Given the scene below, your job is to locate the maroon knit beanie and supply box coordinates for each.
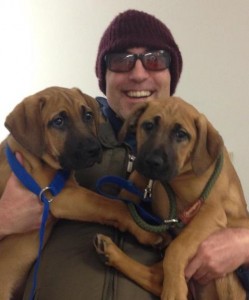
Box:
[95,9,182,95]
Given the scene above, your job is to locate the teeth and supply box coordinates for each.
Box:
[127,91,151,98]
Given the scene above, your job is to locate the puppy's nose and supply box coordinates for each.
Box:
[145,155,164,169]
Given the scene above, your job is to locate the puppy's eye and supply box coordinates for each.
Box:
[142,121,155,132]
[171,123,190,142]
[83,111,94,122]
[51,116,65,128]
[174,129,189,142]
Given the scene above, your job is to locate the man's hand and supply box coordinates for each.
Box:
[185,228,249,284]
[0,152,44,239]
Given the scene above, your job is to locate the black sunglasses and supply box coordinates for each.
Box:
[105,50,171,73]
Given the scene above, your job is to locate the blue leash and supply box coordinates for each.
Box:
[96,175,163,225]
[5,144,70,300]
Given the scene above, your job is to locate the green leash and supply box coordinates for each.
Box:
[128,153,224,233]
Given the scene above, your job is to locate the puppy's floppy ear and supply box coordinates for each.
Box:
[118,102,148,142]
[191,114,223,175]
[73,88,97,110]
[5,95,46,156]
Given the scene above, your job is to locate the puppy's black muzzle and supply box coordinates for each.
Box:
[60,137,102,170]
[135,143,178,182]
[135,148,168,180]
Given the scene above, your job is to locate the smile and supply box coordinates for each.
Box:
[126,90,152,98]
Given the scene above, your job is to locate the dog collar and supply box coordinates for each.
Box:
[179,153,224,225]
[5,144,70,199]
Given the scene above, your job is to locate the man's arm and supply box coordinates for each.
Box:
[0,153,44,240]
[185,228,249,286]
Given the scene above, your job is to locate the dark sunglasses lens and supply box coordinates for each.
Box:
[143,51,170,71]
[107,53,135,72]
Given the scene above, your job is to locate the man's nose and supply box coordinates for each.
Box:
[129,59,149,81]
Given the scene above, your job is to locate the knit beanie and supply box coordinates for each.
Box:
[95,9,182,95]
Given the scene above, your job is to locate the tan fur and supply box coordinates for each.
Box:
[0,87,161,300]
[95,97,249,300]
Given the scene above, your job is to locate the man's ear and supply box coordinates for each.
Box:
[191,114,223,175]
[118,102,148,142]
[5,95,46,156]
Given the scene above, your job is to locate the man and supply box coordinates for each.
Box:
[1,9,249,299]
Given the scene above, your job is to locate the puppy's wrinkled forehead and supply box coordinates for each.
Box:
[39,88,90,121]
[140,97,199,129]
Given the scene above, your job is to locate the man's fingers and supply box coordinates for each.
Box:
[185,255,202,280]
[15,151,24,165]
[185,258,212,285]
[185,253,225,285]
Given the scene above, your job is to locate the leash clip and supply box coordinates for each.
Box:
[143,179,153,200]
[163,218,179,225]
[39,187,54,203]
[127,154,136,173]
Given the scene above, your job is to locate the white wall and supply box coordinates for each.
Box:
[1,0,249,201]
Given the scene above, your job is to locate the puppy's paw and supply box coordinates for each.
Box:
[93,234,122,266]
[93,234,109,264]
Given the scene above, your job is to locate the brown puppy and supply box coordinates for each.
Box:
[0,87,161,300]
[95,97,249,300]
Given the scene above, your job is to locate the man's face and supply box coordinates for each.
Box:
[105,47,171,120]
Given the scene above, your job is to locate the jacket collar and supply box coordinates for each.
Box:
[96,97,136,154]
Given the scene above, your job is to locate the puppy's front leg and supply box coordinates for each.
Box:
[94,234,163,297]
[161,203,227,300]
[50,182,163,246]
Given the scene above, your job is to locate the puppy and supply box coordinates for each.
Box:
[95,97,249,300]
[0,86,161,300]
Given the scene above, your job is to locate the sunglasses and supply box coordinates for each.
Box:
[105,50,171,73]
